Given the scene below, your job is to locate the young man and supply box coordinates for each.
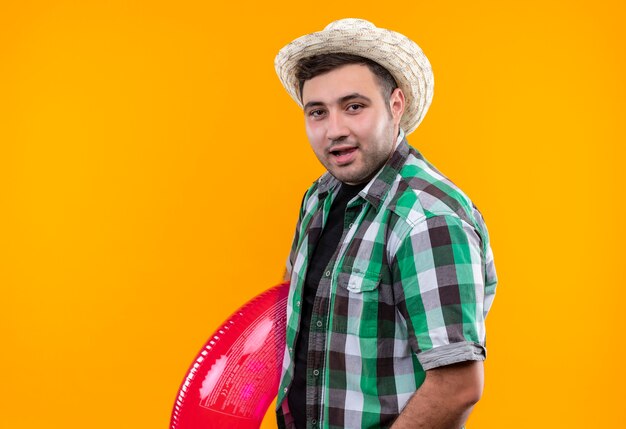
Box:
[274,19,497,429]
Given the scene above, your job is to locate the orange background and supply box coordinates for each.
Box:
[1,1,625,428]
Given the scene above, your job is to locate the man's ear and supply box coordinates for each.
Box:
[389,88,406,124]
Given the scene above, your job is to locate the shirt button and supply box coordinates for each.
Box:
[313,369,319,376]
[283,387,288,393]
[316,320,323,328]
[324,270,331,277]
[349,222,354,228]
[312,419,317,425]
[296,301,301,307]
[289,347,293,353]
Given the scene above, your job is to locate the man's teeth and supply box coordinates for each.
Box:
[332,148,352,156]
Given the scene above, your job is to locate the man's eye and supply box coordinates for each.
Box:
[347,104,363,112]
[309,109,325,118]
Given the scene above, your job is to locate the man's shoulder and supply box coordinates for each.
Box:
[298,172,338,212]
[388,145,480,228]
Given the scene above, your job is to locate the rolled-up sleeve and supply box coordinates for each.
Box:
[393,214,490,370]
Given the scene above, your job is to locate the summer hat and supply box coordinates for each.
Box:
[274,18,434,135]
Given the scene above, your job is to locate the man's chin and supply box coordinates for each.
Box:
[329,169,371,186]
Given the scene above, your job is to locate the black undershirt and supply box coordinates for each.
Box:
[288,182,366,429]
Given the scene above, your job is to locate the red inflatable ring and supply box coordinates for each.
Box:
[170,282,289,429]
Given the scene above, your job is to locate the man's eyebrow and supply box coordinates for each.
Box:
[338,93,372,104]
[303,100,325,111]
[303,93,372,111]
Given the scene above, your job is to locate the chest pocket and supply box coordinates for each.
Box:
[333,265,382,338]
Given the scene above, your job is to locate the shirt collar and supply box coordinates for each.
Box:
[317,129,410,209]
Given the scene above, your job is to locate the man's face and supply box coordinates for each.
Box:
[301,64,405,185]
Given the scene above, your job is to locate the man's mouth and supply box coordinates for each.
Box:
[329,146,358,165]
[330,147,357,157]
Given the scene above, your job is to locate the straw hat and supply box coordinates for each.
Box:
[274,18,434,135]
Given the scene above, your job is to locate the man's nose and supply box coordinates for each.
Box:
[326,112,349,141]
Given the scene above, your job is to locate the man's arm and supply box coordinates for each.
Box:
[282,190,309,284]
[391,360,484,429]
[391,214,489,427]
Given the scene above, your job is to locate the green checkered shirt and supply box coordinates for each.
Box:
[276,138,497,429]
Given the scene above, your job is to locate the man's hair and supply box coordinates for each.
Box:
[295,53,398,104]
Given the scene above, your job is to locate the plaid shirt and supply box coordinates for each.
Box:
[276,137,497,429]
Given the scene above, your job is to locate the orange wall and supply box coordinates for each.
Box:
[1,1,625,428]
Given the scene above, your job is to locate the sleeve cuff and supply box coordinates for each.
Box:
[417,341,486,370]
